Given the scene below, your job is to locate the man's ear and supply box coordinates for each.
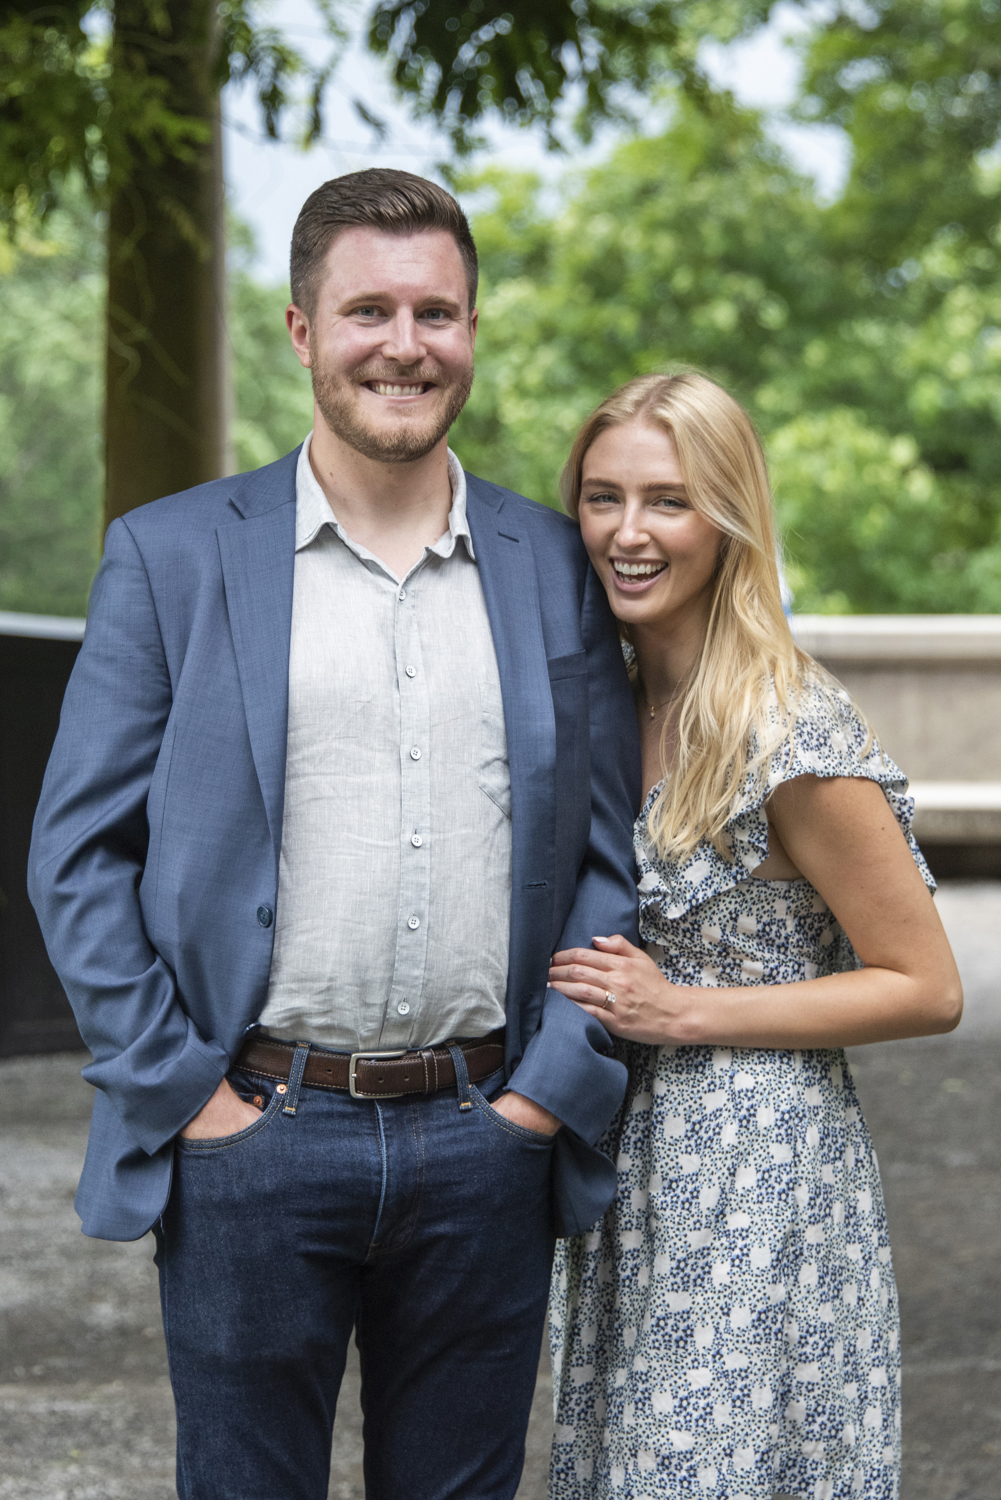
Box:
[287,304,312,369]
[469,306,478,350]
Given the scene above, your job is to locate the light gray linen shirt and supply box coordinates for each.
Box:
[258,436,511,1052]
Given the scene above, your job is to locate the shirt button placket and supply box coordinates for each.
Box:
[388,576,430,1043]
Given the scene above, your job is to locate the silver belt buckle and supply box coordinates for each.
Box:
[348,1049,408,1099]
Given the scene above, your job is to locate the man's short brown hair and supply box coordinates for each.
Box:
[289,168,478,319]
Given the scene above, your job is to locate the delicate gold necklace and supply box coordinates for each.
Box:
[641,684,680,721]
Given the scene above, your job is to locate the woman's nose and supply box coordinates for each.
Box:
[615,505,651,548]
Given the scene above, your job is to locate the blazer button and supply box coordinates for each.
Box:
[257,906,273,928]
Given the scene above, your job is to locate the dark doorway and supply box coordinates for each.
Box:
[0,616,85,1056]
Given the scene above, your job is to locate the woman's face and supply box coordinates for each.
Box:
[578,419,723,633]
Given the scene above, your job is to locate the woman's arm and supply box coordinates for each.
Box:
[548,774,963,1049]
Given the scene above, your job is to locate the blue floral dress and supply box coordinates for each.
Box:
[549,682,934,1500]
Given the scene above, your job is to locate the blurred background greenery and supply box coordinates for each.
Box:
[2,0,1000,617]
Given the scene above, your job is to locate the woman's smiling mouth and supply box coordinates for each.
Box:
[611,559,667,591]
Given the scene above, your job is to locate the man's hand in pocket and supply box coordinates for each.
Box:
[180,1078,262,1140]
[490,1090,562,1135]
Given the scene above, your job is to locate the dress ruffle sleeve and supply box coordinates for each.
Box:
[635,677,935,926]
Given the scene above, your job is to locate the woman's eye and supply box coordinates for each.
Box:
[653,495,687,509]
[584,492,619,506]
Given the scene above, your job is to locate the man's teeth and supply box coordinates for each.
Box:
[371,382,425,396]
[613,561,666,578]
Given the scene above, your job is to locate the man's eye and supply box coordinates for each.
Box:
[355,306,381,318]
[421,308,448,321]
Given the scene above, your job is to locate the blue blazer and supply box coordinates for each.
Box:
[28,450,641,1242]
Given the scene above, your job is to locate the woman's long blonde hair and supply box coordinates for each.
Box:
[562,370,818,862]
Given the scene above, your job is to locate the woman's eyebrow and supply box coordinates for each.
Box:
[581,477,689,493]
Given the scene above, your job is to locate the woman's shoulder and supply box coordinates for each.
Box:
[776,672,935,886]
[636,672,935,925]
[766,674,881,788]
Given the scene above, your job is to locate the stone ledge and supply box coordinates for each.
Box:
[910,783,1001,844]
[793,615,1001,663]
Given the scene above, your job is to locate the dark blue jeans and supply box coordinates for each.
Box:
[155,1046,557,1500]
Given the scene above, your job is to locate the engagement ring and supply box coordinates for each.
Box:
[603,991,617,1009]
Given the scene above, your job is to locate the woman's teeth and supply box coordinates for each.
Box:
[371,382,426,396]
[612,561,666,579]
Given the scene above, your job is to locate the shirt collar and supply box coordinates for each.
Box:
[295,434,475,562]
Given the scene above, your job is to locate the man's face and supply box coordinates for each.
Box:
[287,226,477,464]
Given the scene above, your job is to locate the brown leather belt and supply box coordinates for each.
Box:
[235,1029,506,1101]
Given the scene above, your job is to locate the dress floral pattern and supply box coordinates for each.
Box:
[549,681,934,1500]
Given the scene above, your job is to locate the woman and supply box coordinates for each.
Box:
[546,371,962,1500]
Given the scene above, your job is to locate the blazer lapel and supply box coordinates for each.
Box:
[466,475,556,1055]
[217,460,297,868]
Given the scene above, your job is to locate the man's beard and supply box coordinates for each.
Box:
[311,357,474,464]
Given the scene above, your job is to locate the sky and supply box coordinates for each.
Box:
[224,1,850,285]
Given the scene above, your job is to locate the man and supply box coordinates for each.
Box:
[29,169,640,1500]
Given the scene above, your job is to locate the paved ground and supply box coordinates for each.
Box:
[0,881,998,1499]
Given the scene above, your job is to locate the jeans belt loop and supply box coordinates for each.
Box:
[447,1043,473,1112]
[283,1042,311,1116]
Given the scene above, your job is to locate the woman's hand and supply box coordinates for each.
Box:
[548,934,702,1045]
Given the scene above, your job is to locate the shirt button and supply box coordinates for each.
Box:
[411,833,423,847]
[407,915,420,930]
[405,665,417,678]
[410,746,421,760]
[256,906,273,928]
[398,588,407,601]
[397,1000,411,1015]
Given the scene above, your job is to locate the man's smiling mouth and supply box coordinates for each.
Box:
[366,381,433,397]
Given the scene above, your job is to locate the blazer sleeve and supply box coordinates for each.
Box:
[506,561,640,1147]
[27,519,231,1156]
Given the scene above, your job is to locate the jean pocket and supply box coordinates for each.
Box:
[176,1084,283,1154]
[469,1085,559,1146]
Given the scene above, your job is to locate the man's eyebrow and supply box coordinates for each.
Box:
[337,291,464,310]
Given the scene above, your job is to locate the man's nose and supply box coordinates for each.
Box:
[380,310,426,365]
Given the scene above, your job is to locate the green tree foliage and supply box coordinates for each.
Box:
[3,1,749,528]
[447,78,1001,613]
[0,189,103,616]
[797,0,1001,264]
[3,3,1000,615]
[450,104,839,500]
[0,3,99,223]
[0,195,315,616]
[228,227,313,472]
[367,0,772,149]
[0,0,335,226]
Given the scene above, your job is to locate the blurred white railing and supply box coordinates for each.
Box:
[0,611,85,641]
